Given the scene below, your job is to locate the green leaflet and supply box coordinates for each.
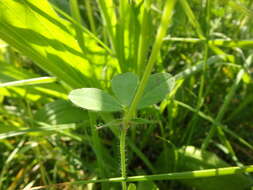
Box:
[69,88,123,112]
[138,73,175,109]
[111,72,139,106]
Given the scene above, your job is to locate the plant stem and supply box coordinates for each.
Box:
[120,124,128,190]
[100,113,156,173]
[119,1,177,189]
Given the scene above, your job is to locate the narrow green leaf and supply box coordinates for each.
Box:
[138,73,175,109]
[0,123,75,140]
[179,0,204,39]
[111,72,138,106]
[0,77,57,87]
[0,62,67,99]
[69,88,123,112]
[96,0,117,52]
[69,0,85,52]
[31,164,253,187]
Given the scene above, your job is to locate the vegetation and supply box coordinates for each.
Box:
[0,0,253,189]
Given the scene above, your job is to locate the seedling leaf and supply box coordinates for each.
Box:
[138,73,175,109]
[69,88,123,112]
[111,72,139,106]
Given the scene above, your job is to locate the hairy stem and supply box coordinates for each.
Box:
[120,124,128,190]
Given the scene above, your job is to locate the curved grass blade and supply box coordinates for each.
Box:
[30,164,253,189]
[0,77,56,87]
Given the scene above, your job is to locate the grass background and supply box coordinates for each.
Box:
[0,0,253,189]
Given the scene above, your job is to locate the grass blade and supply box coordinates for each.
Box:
[0,77,57,87]
[30,165,253,189]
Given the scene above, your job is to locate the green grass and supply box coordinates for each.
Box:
[0,0,253,189]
